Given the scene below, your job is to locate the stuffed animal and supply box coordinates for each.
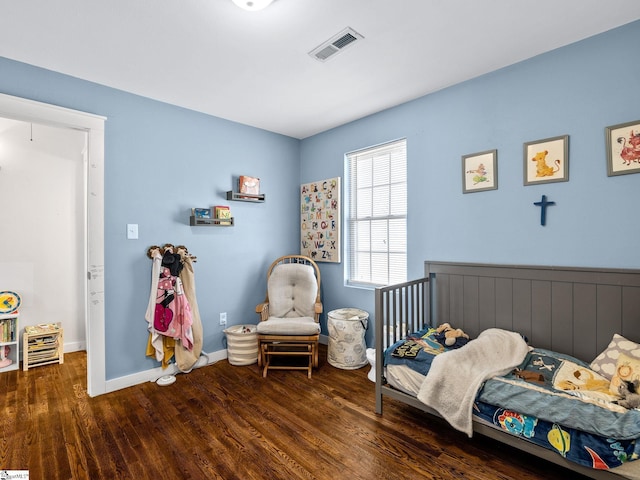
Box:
[434,323,470,349]
[435,323,452,334]
[616,379,640,409]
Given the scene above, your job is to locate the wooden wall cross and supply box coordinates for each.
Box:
[533,195,555,226]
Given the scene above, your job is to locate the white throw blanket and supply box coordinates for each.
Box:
[417,328,529,437]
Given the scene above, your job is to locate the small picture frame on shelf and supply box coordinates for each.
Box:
[192,208,211,219]
[605,119,640,176]
[462,149,498,194]
[523,135,569,186]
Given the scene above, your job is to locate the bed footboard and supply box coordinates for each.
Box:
[374,276,430,414]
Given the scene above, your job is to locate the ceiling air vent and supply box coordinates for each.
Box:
[309,27,364,62]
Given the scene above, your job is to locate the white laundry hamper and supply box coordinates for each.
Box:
[224,324,258,366]
[327,308,369,370]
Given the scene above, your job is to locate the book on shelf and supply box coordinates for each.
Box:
[24,323,61,335]
[214,205,231,218]
[28,335,57,345]
[214,205,232,224]
[28,350,59,362]
[192,207,211,219]
[1,318,16,342]
[238,176,260,196]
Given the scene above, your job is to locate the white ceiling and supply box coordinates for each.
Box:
[1,0,640,139]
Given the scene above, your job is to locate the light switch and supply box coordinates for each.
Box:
[127,224,139,240]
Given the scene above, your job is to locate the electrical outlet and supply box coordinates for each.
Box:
[219,312,227,326]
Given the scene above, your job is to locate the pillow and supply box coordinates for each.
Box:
[610,352,640,395]
[590,334,640,380]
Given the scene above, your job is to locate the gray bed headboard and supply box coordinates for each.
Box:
[425,261,640,363]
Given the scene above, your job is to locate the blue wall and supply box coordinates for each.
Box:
[1,20,638,380]
[301,21,640,346]
[0,58,301,380]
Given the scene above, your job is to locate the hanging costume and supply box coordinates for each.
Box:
[173,246,203,372]
[145,245,197,370]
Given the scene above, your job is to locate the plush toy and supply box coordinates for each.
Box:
[616,379,640,409]
[0,345,12,368]
[434,323,469,349]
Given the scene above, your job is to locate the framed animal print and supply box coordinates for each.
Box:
[523,135,569,186]
[605,120,640,176]
[462,149,498,193]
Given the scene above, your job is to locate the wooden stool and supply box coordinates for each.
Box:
[261,341,314,379]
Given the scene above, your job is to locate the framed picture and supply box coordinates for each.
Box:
[523,135,569,186]
[300,177,340,263]
[605,120,640,176]
[462,149,497,193]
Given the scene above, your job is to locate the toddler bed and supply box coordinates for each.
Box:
[374,261,640,480]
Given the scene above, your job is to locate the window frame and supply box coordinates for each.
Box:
[345,138,407,288]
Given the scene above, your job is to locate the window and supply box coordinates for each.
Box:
[346,139,407,287]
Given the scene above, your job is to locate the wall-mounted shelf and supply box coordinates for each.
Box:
[190,216,234,227]
[226,191,265,203]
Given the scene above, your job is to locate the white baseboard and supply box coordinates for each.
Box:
[64,341,86,353]
[104,337,328,395]
[104,348,228,394]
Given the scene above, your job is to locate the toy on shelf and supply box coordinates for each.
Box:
[0,346,12,368]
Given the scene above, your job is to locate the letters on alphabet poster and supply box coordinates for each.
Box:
[300,177,340,263]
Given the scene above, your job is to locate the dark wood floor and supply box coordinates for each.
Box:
[0,345,592,480]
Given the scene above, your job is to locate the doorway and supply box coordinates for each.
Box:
[0,118,87,351]
[0,93,106,396]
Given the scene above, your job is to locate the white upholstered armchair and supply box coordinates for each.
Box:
[256,255,322,378]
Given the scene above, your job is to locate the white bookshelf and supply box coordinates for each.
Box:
[0,313,20,372]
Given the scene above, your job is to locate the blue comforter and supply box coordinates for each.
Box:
[479,349,640,440]
[384,327,640,470]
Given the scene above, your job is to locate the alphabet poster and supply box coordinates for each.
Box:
[300,177,340,263]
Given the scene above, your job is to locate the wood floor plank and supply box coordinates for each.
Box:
[0,347,596,480]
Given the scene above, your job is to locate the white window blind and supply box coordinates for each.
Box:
[346,139,407,287]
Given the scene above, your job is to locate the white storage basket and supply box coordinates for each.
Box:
[224,324,258,366]
[327,308,369,370]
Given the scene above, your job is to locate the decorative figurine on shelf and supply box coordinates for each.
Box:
[0,345,12,368]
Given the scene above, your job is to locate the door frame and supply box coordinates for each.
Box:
[0,93,106,396]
